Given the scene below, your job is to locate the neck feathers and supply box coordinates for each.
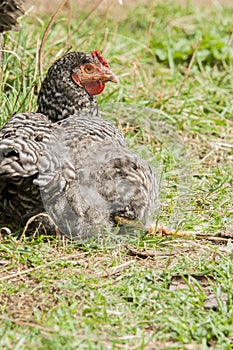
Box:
[37,75,99,122]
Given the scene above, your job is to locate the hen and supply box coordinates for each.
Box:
[36,117,159,239]
[0,50,159,239]
[0,51,122,223]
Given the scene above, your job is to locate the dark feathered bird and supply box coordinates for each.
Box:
[0,51,122,223]
[0,0,24,64]
[37,51,119,121]
[35,116,159,239]
[0,0,24,33]
[0,50,159,239]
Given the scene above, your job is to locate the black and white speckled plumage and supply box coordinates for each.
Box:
[37,52,103,122]
[0,51,159,238]
[0,52,126,224]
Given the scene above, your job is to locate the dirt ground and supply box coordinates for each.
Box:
[25,0,233,16]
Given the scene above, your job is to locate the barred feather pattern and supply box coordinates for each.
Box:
[0,112,52,221]
[0,51,159,237]
[0,52,115,223]
[0,112,126,224]
[35,116,159,239]
[0,0,24,33]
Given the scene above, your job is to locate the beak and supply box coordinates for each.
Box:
[99,67,119,84]
[104,71,119,84]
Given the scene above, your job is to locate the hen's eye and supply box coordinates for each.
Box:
[84,64,94,73]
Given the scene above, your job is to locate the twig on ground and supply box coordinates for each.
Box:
[125,245,194,258]
[86,260,136,279]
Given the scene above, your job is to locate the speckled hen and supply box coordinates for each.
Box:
[0,51,122,221]
[0,50,159,239]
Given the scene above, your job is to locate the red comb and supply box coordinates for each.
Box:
[91,50,110,69]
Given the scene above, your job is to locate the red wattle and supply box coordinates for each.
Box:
[84,80,105,95]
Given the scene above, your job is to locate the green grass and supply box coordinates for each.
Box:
[0,1,233,349]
